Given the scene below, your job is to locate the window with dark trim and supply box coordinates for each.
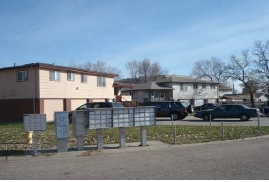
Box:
[211,85,216,89]
[67,72,75,81]
[81,74,87,83]
[50,70,60,81]
[17,70,28,81]
[180,83,187,91]
[97,76,106,87]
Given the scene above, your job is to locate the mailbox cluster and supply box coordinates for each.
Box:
[23,106,156,154]
[72,106,156,150]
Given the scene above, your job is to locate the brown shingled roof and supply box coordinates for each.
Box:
[0,62,118,77]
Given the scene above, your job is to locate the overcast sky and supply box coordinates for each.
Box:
[1,0,269,89]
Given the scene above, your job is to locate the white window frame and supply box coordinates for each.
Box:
[193,83,198,89]
[81,74,87,83]
[67,72,75,81]
[17,70,28,82]
[180,83,187,91]
[50,70,60,81]
[202,84,207,89]
[97,76,106,87]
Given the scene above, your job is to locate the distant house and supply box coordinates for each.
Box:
[0,63,120,122]
[121,75,220,106]
[219,84,233,96]
[255,93,269,102]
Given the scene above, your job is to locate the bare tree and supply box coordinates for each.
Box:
[149,61,168,81]
[69,60,121,79]
[125,60,140,78]
[225,50,257,107]
[253,40,269,94]
[191,57,226,83]
[139,58,152,83]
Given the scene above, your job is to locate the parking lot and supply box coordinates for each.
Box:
[156,115,269,126]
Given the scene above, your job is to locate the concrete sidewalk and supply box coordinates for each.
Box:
[17,140,171,159]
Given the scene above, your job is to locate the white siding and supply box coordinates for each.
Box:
[172,83,218,100]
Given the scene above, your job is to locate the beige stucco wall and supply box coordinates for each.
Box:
[44,99,64,121]
[71,99,87,110]
[0,68,39,99]
[39,69,114,99]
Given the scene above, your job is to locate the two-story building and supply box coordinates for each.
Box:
[121,75,220,106]
[0,63,119,122]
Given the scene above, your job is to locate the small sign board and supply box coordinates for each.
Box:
[88,108,113,129]
[55,112,69,139]
[24,114,46,131]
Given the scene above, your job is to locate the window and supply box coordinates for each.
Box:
[17,70,28,81]
[180,83,187,91]
[67,72,75,81]
[81,74,87,83]
[50,70,60,81]
[193,84,198,89]
[211,85,215,89]
[97,76,106,87]
[202,84,206,89]
[132,91,138,99]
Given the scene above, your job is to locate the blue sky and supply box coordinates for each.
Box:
[1,0,269,84]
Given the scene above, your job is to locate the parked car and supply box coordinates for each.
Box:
[69,102,124,122]
[259,106,269,117]
[194,104,258,121]
[194,103,219,112]
[181,102,193,114]
[143,101,188,120]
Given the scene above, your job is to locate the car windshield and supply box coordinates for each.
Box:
[242,105,250,109]
[112,102,124,107]
[173,102,183,108]
[181,102,188,108]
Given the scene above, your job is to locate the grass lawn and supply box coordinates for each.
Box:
[1,122,269,155]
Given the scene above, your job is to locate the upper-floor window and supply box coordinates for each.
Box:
[50,70,60,81]
[193,84,198,89]
[17,70,28,82]
[180,83,187,91]
[97,76,106,87]
[211,85,216,89]
[202,84,206,89]
[67,72,75,81]
[81,74,87,83]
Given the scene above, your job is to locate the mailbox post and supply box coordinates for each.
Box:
[72,111,88,150]
[55,111,69,152]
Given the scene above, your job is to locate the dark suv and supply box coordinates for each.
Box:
[69,102,124,122]
[143,101,187,120]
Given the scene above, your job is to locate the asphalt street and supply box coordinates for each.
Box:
[156,115,269,126]
[1,136,269,180]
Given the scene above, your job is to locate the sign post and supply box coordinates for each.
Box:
[55,112,69,152]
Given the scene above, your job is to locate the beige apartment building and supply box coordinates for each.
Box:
[0,63,119,122]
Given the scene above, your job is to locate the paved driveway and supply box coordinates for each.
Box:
[156,116,269,126]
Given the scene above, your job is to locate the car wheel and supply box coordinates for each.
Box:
[170,113,179,120]
[266,112,269,117]
[69,114,72,123]
[240,114,249,121]
[203,114,210,121]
